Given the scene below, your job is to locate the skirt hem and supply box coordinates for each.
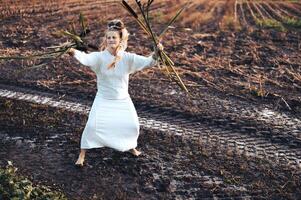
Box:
[80,145,137,152]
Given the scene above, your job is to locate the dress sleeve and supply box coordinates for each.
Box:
[128,52,158,74]
[73,49,101,73]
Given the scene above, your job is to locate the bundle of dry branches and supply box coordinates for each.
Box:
[0,13,97,65]
[121,0,190,94]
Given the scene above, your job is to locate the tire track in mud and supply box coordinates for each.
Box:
[279,2,301,18]
[0,84,301,198]
[261,2,286,22]
[0,88,256,199]
[270,3,299,19]
[135,81,301,144]
[0,84,300,171]
[255,2,274,19]
[251,2,267,20]
[243,1,257,27]
[237,1,249,28]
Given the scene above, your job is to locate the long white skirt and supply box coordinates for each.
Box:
[80,93,140,152]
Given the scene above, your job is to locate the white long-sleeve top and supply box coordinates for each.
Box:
[73,49,157,99]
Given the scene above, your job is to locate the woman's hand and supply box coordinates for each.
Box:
[67,48,75,56]
[152,42,164,60]
[156,43,164,51]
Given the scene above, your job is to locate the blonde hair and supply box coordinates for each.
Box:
[100,19,129,69]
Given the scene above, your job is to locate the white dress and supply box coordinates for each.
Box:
[73,49,157,151]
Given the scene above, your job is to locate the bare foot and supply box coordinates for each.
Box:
[75,156,85,167]
[75,149,86,167]
[130,148,142,156]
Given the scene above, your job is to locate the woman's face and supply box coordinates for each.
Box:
[106,31,121,50]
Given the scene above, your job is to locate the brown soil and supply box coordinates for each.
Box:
[0,0,301,199]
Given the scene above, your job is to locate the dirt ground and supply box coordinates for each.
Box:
[1,98,301,199]
[0,0,301,199]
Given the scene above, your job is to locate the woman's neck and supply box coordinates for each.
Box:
[106,47,116,56]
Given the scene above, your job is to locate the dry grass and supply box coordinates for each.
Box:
[1,0,300,32]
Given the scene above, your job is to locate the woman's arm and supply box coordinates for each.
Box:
[128,53,158,74]
[128,43,163,74]
[68,48,100,73]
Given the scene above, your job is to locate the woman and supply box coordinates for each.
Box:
[68,19,162,166]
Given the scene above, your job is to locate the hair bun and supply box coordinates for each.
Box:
[107,19,124,30]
